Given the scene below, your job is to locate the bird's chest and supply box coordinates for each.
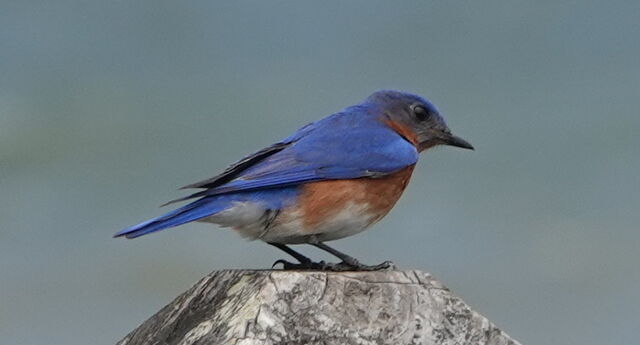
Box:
[271,165,415,242]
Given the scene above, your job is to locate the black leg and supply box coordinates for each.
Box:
[268,241,395,271]
[268,242,339,270]
[268,242,312,264]
[311,242,395,271]
[311,242,359,265]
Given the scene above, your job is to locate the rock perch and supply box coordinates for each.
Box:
[116,270,521,345]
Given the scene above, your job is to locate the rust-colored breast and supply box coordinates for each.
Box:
[383,119,419,147]
[297,165,416,230]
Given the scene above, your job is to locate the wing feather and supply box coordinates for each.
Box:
[180,141,290,190]
[165,111,418,205]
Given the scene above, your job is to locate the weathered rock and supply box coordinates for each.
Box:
[116,270,520,345]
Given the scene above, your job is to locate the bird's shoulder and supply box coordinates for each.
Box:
[290,107,417,164]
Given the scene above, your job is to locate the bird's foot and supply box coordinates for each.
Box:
[272,259,396,271]
[332,260,396,271]
[272,259,330,270]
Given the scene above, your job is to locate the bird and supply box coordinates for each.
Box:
[114,90,474,271]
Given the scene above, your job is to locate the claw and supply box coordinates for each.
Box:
[272,259,328,270]
[272,258,396,272]
[271,259,289,269]
[272,259,304,270]
[369,260,396,271]
[329,260,396,272]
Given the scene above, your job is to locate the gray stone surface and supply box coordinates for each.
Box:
[116,270,521,345]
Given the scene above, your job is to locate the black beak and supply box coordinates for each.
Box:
[442,133,474,150]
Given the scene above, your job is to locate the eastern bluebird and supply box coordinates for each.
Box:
[115,90,473,271]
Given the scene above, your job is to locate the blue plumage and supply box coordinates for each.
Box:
[115,105,417,239]
[115,188,299,238]
[115,90,472,245]
[115,198,225,238]
[166,106,418,203]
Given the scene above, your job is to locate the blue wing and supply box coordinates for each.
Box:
[115,107,418,239]
[177,122,315,190]
[169,108,418,203]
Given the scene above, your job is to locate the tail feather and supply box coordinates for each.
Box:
[114,198,226,239]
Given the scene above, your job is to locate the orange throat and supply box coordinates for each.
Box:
[383,118,425,151]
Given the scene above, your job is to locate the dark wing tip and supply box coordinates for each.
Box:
[159,190,208,207]
[178,141,291,190]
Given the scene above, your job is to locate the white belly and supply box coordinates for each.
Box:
[199,201,377,244]
[266,201,377,244]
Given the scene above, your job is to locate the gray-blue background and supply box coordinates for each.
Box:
[2,1,639,344]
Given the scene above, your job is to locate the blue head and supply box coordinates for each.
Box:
[365,90,474,152]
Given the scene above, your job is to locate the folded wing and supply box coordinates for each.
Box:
[168,113,418,204]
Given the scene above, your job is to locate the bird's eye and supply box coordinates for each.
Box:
[413,105,430,121]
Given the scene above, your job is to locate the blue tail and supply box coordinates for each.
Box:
[114,197,227,239]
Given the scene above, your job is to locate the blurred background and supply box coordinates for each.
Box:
[1,1,639,344]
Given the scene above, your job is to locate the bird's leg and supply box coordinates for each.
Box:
[311,241,395,271]
[269,242,329,270]
[268,242,311,263]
